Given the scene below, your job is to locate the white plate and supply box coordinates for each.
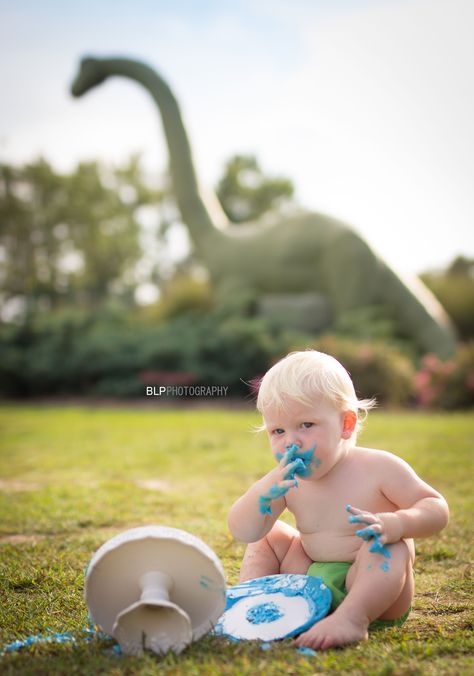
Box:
[214,574,332,641]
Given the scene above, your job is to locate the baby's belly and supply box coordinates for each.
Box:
[300,530,361,563]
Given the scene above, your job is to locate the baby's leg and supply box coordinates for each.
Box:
[295,539,414,650]
[239,520,313,582]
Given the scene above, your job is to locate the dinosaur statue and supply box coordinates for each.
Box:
[70,56,456,357]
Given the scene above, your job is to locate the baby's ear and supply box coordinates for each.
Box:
[341,411,357,439]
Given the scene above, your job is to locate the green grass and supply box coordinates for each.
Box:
[0,405,473,675]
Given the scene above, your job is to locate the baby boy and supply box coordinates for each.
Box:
[228,350,449,650]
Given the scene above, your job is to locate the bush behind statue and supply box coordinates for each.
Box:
[288,334,416,407]
[414,342,474,409]
[1,308,471,408]
[0,307,285,398]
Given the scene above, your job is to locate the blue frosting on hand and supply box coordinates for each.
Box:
[259,482,296,514]
[355,527,392,558]
[347,506,392,563]
[260,444,321,514]
[349,515,373,525]
[276,444,320,479]
[355,526,377,541]
[283,458,306,480]
[369,536,391,559]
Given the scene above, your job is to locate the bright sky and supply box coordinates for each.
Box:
[1,0,473,276]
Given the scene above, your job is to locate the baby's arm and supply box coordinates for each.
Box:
[349,452,449,545]
[228,455,301,543]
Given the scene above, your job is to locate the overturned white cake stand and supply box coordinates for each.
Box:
[85,526,226,656]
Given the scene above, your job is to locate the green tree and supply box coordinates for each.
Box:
[216,155,295,223]
[421,256,474,340]
[0,153,297,322]
[0,156,161,317]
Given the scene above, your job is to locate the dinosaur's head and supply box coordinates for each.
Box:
[70,57,108,97]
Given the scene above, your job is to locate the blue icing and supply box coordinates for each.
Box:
[349,515,372,525]
[200,574,214,588]
[214,574,332,641]
[354,527,392,558]
[283,458,305,480]
[275,444,321,479]
[346,507,392,562]
[297,646,317,656]
[355,526,377,541]
[259,482,297,514]
[380,561,390,572]
[246,602,284,624]
[0,626,116,657]
[368,535,391,559]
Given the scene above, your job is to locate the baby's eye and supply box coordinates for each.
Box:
[301,422,314,429]
[272,428,285,435]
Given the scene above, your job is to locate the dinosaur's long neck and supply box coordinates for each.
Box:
[99,58,227,250]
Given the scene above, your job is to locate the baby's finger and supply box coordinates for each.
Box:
[283,458,305,480]
[355,524,382,541]
[348,511,377,526]
[345,504,371,516]
[279,450,294,467]
[278,478,299,490]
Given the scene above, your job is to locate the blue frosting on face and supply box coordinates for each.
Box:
[259,445,322,514]
[276,444,320,479]
[246,602,284,625]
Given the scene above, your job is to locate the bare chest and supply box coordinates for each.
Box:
[285,466,394,535]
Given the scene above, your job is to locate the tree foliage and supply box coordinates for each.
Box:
[421,256,474,340]
[216,154,295,223]
[0,153,296,321]
[0,156,161,317]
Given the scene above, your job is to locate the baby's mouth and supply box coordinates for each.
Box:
[276,444,321,478]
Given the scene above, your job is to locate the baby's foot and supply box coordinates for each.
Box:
[294,612,369,651]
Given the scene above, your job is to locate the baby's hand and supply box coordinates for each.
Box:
[279,449,307,482]
[258,454,302,515]
[345,504,403,549]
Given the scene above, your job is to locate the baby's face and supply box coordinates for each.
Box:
[263,397,348,479]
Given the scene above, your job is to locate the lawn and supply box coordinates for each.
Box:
[0,405,473,675]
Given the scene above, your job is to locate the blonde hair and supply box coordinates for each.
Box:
[256,350,376,438]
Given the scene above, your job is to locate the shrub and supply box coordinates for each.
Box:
[0,307,284,398]
[415,342,474,409]
[287,334,416,406]
[154,274,213,320]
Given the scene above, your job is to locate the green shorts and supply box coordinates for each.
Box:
[307,561,411,630]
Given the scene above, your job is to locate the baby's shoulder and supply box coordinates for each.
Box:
[351,446,411,471]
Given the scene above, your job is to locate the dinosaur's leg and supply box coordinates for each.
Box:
[258,292,332,333]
